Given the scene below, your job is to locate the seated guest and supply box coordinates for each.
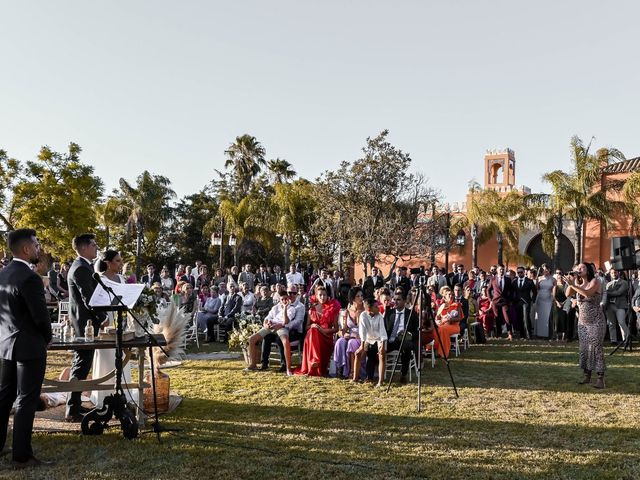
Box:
[218,283,243,335]
[246,285,297,374]
[295,285,340,376]
[152,282,169,307]
[433,286,463,358]
[239,281,256,314]
[453,283,469,338]
[198,284,211,305]
[141,263,161,288]
[254,285,274,320]
[260,285,305,372]
[213,268,226,286]
[353,297,387,386]
[122,262,137,284]
[199,285,222,341]
[159,266,175,294]
[465,285,485,343]
[177,281,196,313]
[384,290,418,384]
[333,286,365,379]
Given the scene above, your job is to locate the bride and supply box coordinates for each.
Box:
[90,250,135,407]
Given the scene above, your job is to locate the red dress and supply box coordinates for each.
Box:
[296,299,340,376]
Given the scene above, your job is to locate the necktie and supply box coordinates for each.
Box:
[519,279,523,288]
[500,277,503,290]
[392,311,402,340]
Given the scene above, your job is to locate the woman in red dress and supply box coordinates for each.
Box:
[433,286,463,358]
[296,286,340,376]
[476,285,495,338]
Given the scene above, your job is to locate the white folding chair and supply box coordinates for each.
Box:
[385,350,418,381]
[450,333,461,357]
[423,340,436,368]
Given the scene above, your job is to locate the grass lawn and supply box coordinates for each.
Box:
[2,339,640,479]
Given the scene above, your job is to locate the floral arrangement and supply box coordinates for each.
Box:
[227,312,263,350]
[132,287,159,324]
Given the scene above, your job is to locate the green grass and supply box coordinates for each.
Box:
[3,340,640,479]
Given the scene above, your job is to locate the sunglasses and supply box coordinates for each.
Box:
[286,291,297,295]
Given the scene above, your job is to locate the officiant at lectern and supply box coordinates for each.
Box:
[65,233,106,423]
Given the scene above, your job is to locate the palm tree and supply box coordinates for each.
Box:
[112,171,175,276]
[224,134,266,197]
[219,197,275,266]
[622,171,640,232]
[468,189,524,267]
[267,158,296,185]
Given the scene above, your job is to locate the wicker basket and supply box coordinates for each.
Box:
[143,370,170,413]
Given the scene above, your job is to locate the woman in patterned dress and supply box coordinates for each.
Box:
[565,263,607,389]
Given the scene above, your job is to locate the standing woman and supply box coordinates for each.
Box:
[92,250,133,406]
[296,286,340,376]
[534,264,554,338]
[122,262,137,284]
[552,269,568,341]
[565,263,607,389]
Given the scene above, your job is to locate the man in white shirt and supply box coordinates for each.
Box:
[260,285,305,371]
[353,297,387,386]
[285,264,305,287]
[246,284,297,375]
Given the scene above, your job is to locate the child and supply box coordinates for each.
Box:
[353,297,387,386]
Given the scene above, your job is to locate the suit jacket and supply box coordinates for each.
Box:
[392,276,411,296]
[514,277,537,305]
[452,273,469,288]
[255,271,271,286]
[363,275,384,297]
[0,261,52,361]
[454,296,469,322]
[68,257,106,336]
[141,273,162,287]
[606,279,629,309]
[489,275,514,306]
[219,293,243,319]
[270,272,286,286]
[383,307,418,341]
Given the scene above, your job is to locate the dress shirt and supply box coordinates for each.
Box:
[288,299,306,333]
[286,272,305,285]
[264,302,297,328]
[359,311,388,345]
[390,309,405,343]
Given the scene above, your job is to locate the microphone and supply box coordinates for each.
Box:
[92,272,112,292]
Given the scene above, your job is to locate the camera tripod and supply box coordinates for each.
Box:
[386,283,459,412]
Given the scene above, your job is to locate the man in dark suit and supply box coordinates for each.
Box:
[218,283,243,335]
[514,266,537,338]
[270,265,286,286]
[65,233,106,422]
[363,266,385,298]
[141,263,161,288]
[255,264,271,286]
[0,229,54,468]
[384,290,418,384]
[489,265,515,339]
[451,264,469,289]
[391,267,411,297]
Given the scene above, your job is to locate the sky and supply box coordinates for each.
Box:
[1,1,639,204]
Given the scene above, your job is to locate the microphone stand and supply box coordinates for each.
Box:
[86,275,178,442]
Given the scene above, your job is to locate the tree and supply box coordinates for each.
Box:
[465,189,524,267]
[169,191,218,266]
[622,171,640,232]
[108,171,175,276]
[539,136,625,264]
[11,143,103,260]
[0,149,21,230]
[272,179,316,267]
[318,130,435,275]
[267,158,296,185]
[224,134,266,198]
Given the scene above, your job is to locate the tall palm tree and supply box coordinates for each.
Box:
[560,136,624,263]
[224,134,266,196]
[112,171,175,275]
[622,171,640,233]
[468,189,524,267]
[267,158,296,185]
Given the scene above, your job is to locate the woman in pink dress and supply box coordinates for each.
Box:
[296,286,340,376]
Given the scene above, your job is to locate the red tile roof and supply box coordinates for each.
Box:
[602,157,640,174]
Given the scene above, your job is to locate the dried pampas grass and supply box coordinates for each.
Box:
[148,301,190,370]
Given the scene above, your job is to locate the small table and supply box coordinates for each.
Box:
[45,334,167,423]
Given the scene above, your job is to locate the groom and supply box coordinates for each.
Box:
[65,233,106,422]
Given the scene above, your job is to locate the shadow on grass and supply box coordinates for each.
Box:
[158,396,640,480]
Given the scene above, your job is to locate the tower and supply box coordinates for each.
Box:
[484,148,516,193]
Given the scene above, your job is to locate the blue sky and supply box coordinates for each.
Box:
[1,1,638,203]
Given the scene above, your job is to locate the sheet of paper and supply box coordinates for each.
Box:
[89,278,145,309]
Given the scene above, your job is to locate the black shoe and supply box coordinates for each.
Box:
[12,456,56,469]
[259,364,269,371]
[400,375,408,384]
[0,447,11,457]
[64,413,84,423]
[278,365,287,373]
[77,405,93,415]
